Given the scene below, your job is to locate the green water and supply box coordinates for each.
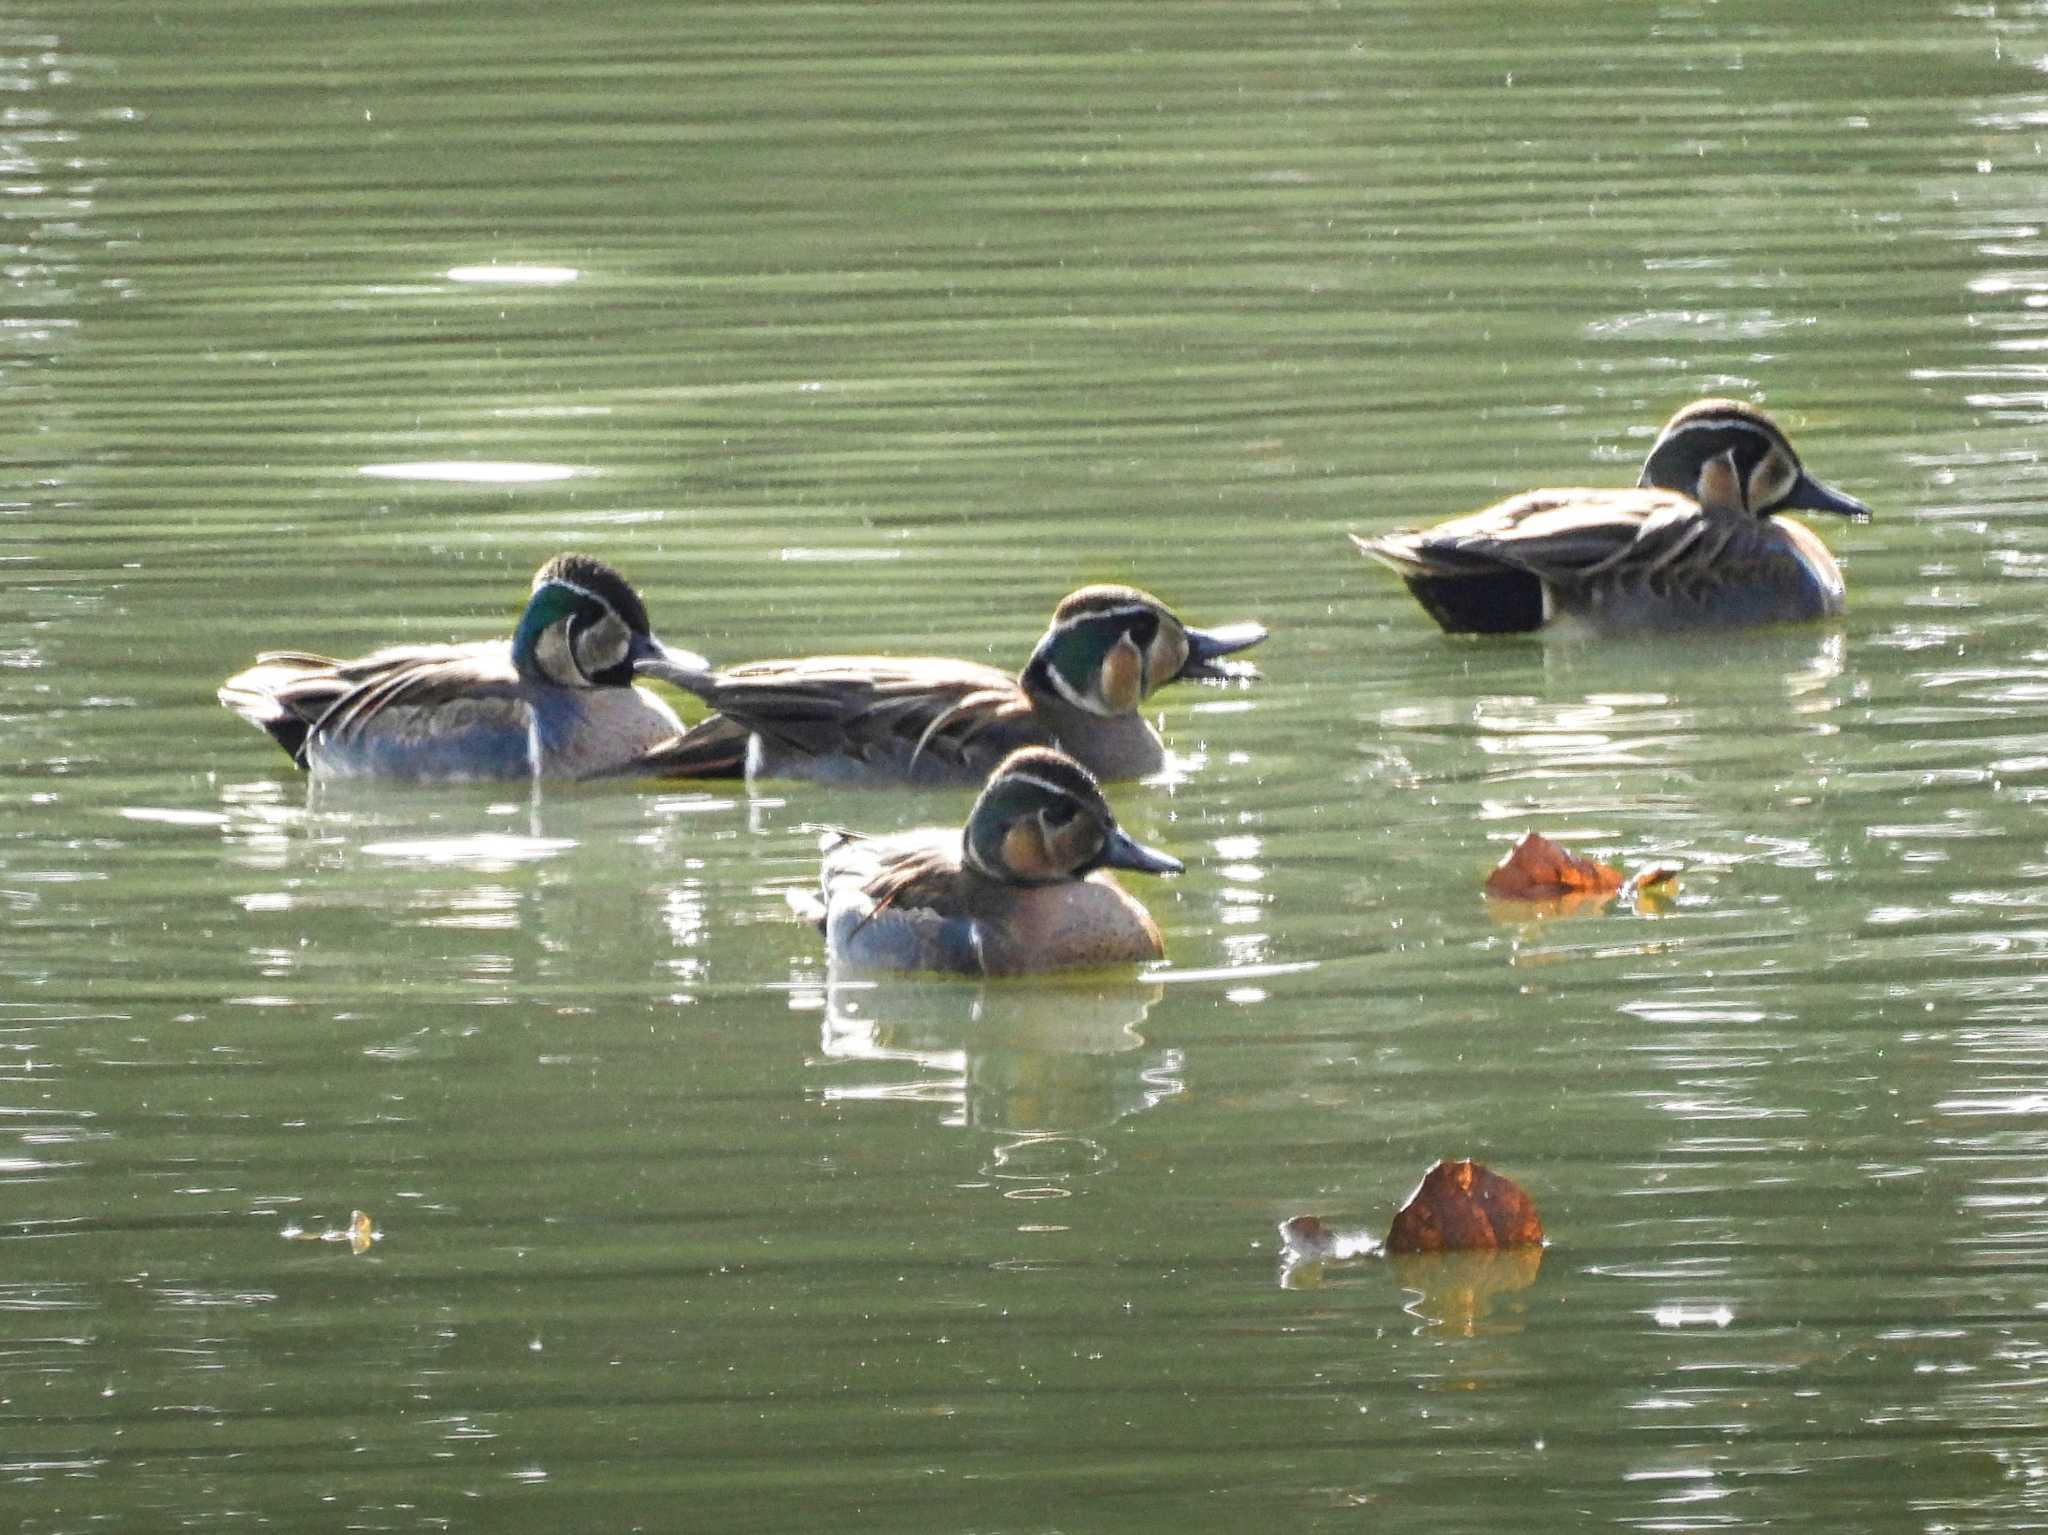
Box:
[8,0,2048,1528]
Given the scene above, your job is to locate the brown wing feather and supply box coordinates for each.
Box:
[856,843,972,926]
[308,646,523,748]
[624,713,754,779]
[223,643,523,765]
[1357,488,1719,587]
[695,655,1036,773]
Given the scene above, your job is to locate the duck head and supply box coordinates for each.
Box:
[1638,398,1872,522]
[1020,584,1266,718]
[511,553,711,689]
[961,746,1183,886]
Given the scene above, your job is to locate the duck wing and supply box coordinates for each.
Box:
[642,655,1036,780]
[828,834,988,973]
[628,712,755,779]
[1353,488,1729,586]
[219,642,522,768]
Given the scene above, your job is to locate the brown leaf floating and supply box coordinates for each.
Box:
[1483,831,1679,916]
[1384,1158,1544,1255]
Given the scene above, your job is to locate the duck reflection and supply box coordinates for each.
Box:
[1531,624,1847,707]
[1363,626,1853,885]
[1378,625,1847,766]
[211,778,731,1001]
[811,979,1178,1186]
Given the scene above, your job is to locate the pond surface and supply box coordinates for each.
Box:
[8,0,2048,1528]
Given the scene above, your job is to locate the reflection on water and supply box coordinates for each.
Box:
[1388,1249,1545,1337]
[810,980,1180,1195]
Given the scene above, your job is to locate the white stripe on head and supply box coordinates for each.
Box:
[1049,602,1155,631]
[1668,413,1773,441]
[1000,767,1090,802]
[534,576,604,606]
[1037,659,1099,713]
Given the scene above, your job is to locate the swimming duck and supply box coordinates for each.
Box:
[789,745,1182,976]
[218,553,711,781]
[631,584,1265,787]
[1350,398,1872,634]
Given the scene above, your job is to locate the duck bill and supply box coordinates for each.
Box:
[629,635,715,692]
[1102,829,1183,877]
[1784,473,1873,524]
[1176,620,1268,682]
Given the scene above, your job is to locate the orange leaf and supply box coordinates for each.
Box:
[1385,1158,1544,1255]
[1483,831,1624,901]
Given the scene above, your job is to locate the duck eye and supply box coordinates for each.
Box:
[1041,801,1078,828]
[1127,613,1160,648]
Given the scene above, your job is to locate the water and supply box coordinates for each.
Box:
[8,0,2048,1527]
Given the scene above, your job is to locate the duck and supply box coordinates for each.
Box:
[1350,398,1872,634]
[218,553,711,781]
[629,584,1265,787]
[788,745,1183,976]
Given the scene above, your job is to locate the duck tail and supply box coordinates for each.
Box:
[218,654,340,767]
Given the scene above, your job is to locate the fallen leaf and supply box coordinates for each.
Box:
[1484,831,1623,901]
[1484,832,1682,917]
[1384,1158,1544,1255]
